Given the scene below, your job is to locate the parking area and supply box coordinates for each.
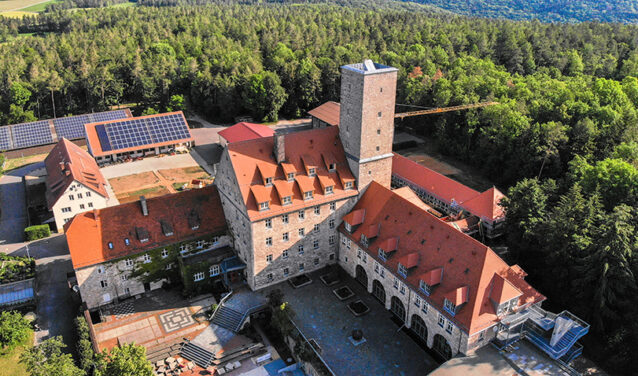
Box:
[261,269,439,376]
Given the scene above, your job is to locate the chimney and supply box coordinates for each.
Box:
[59,162,65,171]
[273,132,285,164]
[93,209,100,223]
[140,196,148,216]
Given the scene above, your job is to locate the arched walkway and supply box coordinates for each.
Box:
[390,296,406,323]
[355,265,368,289]
[372,279,385,305]
[433,334,452,360]
[410,314,428,343]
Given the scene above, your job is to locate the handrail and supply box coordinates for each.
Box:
[209,290,233,321]
[234,302,268,332]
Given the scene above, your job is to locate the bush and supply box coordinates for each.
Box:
[0,311,31,351]
[24,225,50,241]
[74,316,96,373]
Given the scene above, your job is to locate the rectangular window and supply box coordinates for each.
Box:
[197,240,205,248]
[362,253,367,264]
[265,177,273,186]
[479,331,485,342]
[69,194,74,200]
[299,263,305,271]
[313,240,319,249]
[357,250,362,259]
[400,283,405,295]
[282,196,292,205]
[328,163,336,171]
[419,280,432,295]
[304,191,313,200]
[161,249,169,258]
[341,236,346,245]
[438,314,445,328]
[210,265,220,276]
[266,254,273,263]
[77,193,83,199]
[330,202,336,211]
[415,297,421,308]
[421,301,428,314]
[124,238,130,246]
[374,261,380,274]
[444,299,456,315]
[97,266,104,274]
[393,277,399,289]
[124,259,134,267]
[298,210,305,220]
[266,237,272,246]
[298,244,304,255]
[314,258,319,266]
[79,204,85,209]
[287,172,295,181]
[345,222,352,232]
[194,272,205,282]
[325,186,333,194]
[328,235,335,245]
[299,228,305,237]
[265,219,272,228]
[88,202,93,208]
[378,248,387,261]
[267,273,273,282]
[308,168,316,177]
[446,321,454,334]
[100,280,108,288]
[398,263,408,278]
[61,207,71,213]
[314,224,320,233]
[121,274,127,281]
[314,206,320,215]
[259,202,269,210]
[282,214,289,224]
[143,254,151,264]
[86,191,91,197]
[283,268,289,277]
[283,232,289,242]
[329,219,335,229]
[282,250,289,259]
[108,242,113,249]
[345,181,353,190]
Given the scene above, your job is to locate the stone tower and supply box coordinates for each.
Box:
[339,60,398,193]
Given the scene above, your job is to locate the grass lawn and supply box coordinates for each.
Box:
[0,10,37,18]
[0,329,33,376]
[3,153,48,173]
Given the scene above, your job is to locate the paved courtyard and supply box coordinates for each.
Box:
[262,269,439,376]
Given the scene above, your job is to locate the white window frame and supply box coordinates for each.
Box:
[210,265,220,277]
[194,272,205,282]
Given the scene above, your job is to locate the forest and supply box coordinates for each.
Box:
[0,3,637,373]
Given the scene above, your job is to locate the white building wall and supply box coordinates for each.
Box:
[52,181,108,232]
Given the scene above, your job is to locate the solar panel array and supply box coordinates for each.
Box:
[12,121,53,149]
[99,113,191,152]
[54,110,129,140]
[0,127,12,151]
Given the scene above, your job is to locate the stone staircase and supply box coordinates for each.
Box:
[211,305,244,332]
[179,340,215,368]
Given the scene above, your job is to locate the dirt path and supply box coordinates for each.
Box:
[153,171,177,194]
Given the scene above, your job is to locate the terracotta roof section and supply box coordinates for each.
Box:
[461,187,506,222]
[445,286,470,306]
[421,268,443,286]
[250,185,271,204]
[392,153,479,205]
[490,274,523,304]
[321,152,338,170]
[45,138,108,209]
[343,209,365,226]
[340,181,544,334]
[225,126,358,222]
[257,162,278,181]
[392,186,436,213]
[308,101,340,126]
[446,216,480,233]
[64,186,227,269]
[85,112,193,158]
[378,237,399,253]
[398,252,420,269]
[317,173,336,190]
[273,180,294,200]
[362,223,380,239]
[218,122,275,144]
[281,163,296,176]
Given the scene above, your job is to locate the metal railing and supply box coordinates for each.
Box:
[209,290,233,321]
[234,302,268,332]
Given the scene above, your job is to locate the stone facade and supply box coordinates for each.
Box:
[338,233,496,358]
[51,181,108,232]
[76,233,231,310]
[339,63,397,192]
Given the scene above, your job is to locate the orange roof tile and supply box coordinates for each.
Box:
[490,274,523,304]
[398,252,420,269]
[392,186,435,213]
[340,182,544,334]
[378,237,399,253]
[301,154,318,173]
[321,152,338,170]
[225,126,358,222]
[445,286,470,306]
[64,186,226,269]
[343,209,365,226]
[317,173,336,190]
[281,162,296,176]
[362,223,380,239]
[273,180,294,200]
[45,138,108,209]
[251,185,271,204]
[392,154,479,205]
[218,122,275,144]
[461,187,506,222]
[337,166,355,185]
[421,268,443,286]
[307,101,340,126]
[257,162,278,181]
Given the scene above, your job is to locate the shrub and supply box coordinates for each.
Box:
[0,311,31,350]
[75,316,96,373]
[24,225,51,241]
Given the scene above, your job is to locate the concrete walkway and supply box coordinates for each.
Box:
[100,154,199,179]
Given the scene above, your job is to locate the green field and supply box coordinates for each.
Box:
[19,0,57,12]
[0,330,34,376]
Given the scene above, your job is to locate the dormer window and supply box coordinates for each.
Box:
[325,186,334,195]
[265,177,273,186]
[287,172,295,181]
[344,181,353,190]
[345,222,352,233]
[282,196,292,205]
[308,168,316,177]
[419,280,432,295]
[329,163,336,171]
[497,297,519,316]
[360,234,369,247]
[259,201,269,211]
[444,299,457,316]
[378,248,387,261]
[398,263,408,278]
[304,191,313,200]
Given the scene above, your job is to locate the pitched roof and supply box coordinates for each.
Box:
[343,209,366,227]
[307,101,340,126]
[64,186,227,269]
[445,286,470,306]
[461,187,506,222]
[218,122,275,144]
[225,126,358,222]
[392,154,479,205]
[341,182,544,334]
[490,274,523,304]
[45,138,108,209]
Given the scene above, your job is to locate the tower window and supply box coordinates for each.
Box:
[376,146,380,151]
[380,87,383,92]
[377,129,381,135]
[378,112,382,117]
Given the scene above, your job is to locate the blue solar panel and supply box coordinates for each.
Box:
[89,110,128,123]
[11,121,53,149]
[0,127,12,151]
[100,114,191,151]
[54,115,89,140]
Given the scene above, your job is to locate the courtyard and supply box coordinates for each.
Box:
[261,268,440,376]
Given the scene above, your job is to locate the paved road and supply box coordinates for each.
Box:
[0,162,44,246]
[5,235,78,346]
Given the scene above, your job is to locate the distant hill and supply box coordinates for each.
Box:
[400,0,638,23]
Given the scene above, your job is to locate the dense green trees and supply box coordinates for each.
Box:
[20,336,84,376]
[0,311,31,351]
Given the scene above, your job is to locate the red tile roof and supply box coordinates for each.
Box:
[392,154,479,205]
[398,252,420,269]
[308,101,340,126]
[445,286,470,306]
[421,268,443,286]
[343,209,366,227]
[490,274,523,304]
[85,112,194,158]
[218,122,275,144]
[45,138,108,209]
[340,182,544,334]
[461,187,506,223]
[64,186,227,269]
[225,126,358,222]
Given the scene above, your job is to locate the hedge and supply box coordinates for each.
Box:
[24,225,51,241]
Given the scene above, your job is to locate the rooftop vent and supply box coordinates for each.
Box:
[364,59,375,72]
[140,196,148,216]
